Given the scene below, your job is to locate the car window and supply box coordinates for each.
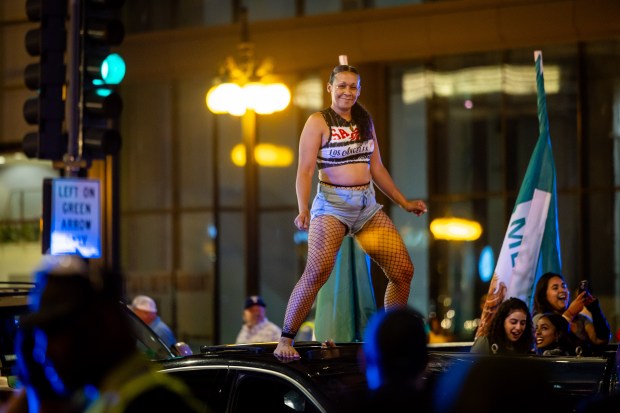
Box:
[124,304,175,360]
[0,311,22,377]
[0,289,31,391]
[164,368,230,413]
[232,372,322,413]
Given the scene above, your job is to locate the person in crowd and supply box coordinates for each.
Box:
[130,294,177,349]
[235,295,282,344]
[470,297,534,355]
[346,306,432,413]
[427,313,451,344]
[532,272,611,355]
[19,256,203,413]
[534,312,572,356]
[274,61,427,359]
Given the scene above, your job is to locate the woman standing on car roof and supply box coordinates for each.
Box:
[274,57,427,359]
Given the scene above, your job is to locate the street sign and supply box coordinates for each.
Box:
[43,178,101,258]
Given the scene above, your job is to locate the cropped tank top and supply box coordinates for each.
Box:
[316,108,374,170]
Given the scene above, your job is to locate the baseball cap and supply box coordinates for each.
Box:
[131,295,157,313]
[244,295,266,309]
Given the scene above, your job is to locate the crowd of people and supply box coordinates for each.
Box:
[471,272,612,356]
[3,260,616,413]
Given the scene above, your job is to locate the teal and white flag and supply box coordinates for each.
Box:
[476,51,562,338]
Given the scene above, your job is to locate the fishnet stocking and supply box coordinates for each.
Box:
[282,210,414,336]
[354,210,414,309]
[282,215,347,336]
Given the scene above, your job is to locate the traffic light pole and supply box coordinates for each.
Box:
[65,0,82,176]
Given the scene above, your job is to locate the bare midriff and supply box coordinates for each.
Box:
[318,163,371,187]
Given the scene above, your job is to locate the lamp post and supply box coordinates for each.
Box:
[205,7,290,296]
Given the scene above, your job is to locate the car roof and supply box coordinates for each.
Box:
[160,341,363,378]
[158,341,367,412]
[158,340,619,407]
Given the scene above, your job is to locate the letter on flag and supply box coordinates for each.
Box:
[475,51,562,339]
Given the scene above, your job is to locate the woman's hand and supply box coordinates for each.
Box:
[564,291,588,321]
[403,199,428,216]
[294,210,310,231]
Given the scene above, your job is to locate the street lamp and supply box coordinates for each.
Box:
[205,8,290,117]
[430,217,482,241]
[205,7,290,297]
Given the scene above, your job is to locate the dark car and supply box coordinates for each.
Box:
[426,344,619,413]
[157,341,619,413]
[0,281,36,402]
[158,342,368,413]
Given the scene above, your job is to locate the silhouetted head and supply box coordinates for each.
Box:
[21,258,133,394]
[362,306,428,390]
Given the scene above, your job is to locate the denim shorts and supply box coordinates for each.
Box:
[310,182,383,235]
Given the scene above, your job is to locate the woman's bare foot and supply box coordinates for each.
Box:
[321,339,336,348]
[274,337,300,359]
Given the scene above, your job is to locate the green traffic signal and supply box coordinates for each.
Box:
[89,53,126,86]
[101,53,125,85]
[80,0,126,161]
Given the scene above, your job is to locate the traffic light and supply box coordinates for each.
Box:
[78,0,125,161]
[22,0,68,161]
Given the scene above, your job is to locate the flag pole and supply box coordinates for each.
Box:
[535,51,550,148]
[474,50,562,341]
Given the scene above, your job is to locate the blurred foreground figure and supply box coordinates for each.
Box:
[0,326,85,413]
[434,356,555,413]
[19,256,202,413]
[348,306,432,413]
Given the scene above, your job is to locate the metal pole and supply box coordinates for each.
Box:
[65,0,82,176]
[242,109,259,295]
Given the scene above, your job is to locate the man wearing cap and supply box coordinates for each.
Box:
[235,295,282,344]
[130,295,177,349]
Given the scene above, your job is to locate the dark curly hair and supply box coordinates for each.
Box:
[487,297,534,354]
[329,64,373,141]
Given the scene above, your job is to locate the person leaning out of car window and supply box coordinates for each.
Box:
[534,312,572,356]
[533,272,611,356]
[471,297,534,355]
